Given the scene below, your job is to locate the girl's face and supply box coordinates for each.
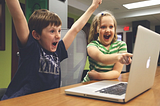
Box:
[38,24,61,52]
[98,16,115,46]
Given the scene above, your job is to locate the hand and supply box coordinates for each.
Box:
[92,0,102,8]
[88,70,99,80]
[118,53,133,65]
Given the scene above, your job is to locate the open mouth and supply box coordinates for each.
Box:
[104,35,111,39]
[52,42,58,46]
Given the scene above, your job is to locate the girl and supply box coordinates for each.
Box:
[83,11,132,82]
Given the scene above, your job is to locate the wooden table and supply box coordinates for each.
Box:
[1,66,160,106]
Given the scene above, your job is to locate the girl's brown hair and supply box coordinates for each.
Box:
[88,11,117,43]
[28,9,62,35]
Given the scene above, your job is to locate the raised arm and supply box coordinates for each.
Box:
[5,0,29,46]
[63,0,102,50]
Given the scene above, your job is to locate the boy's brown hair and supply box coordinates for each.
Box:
[28,9,62,35]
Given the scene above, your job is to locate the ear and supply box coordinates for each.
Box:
[32,30,40,40]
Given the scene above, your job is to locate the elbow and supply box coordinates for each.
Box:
[70,25,80,34]
[114,72,121,79]
[115,74,120,79]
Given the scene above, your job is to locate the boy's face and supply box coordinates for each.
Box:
[38,24,61,52]
[98,16,115,46]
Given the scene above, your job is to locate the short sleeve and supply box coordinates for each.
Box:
[118,41,127,53]
[56,40,68,62]
[87,41,99,48]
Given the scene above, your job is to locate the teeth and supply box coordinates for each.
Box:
[104,35,110,39]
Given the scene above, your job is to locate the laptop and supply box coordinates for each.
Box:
[65,25,160,103]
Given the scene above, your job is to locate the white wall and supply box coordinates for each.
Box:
[49,0,68,29]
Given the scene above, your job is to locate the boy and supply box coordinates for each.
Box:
[2,0,102,100]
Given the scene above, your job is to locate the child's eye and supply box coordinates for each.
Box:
[58,29,61,33]
[101,26,106,29]
[109,26,114,29]
[50,30,55,33]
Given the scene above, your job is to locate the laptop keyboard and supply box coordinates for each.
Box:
[95,83,127,95]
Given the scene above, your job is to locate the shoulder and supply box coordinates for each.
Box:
[58,40,65,47]
[18,33,40,56]
[113,40,126,45]
[57,40,67,52]
[18,32,36,49]
[56,40,68,62]
[112,41,127,52]
[87,40,100,48]
[112,41,127,47]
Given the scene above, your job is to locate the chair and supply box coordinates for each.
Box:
[0,88,7,100]
[81,70,88,81]
[60,29,87,87]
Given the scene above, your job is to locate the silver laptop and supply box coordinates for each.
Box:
[65,25,160,103]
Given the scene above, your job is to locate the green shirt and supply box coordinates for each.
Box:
[83,40,127,82]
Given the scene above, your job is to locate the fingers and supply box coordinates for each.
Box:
[119,53,133,65]
[125,53,133,57]
[123,55,129,63]
[119,57,131,65]
[92,0,102,8]
[88,70,99,80]
[99,0,102,4]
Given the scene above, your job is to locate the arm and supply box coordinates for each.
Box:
[5,0,29,46]
[88,62,123,80]
[87,46,133,65]
[63,0,102,50]
[87,42,132,80]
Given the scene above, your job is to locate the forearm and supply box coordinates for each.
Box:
[5,0,29,46]
[97,53,120,64]
[88,46,133,65]
[5,0,24,20]
[89,70,121,80]
[87,46,120,64]
[98,70,121,80]
[63,0,101,50]
[70,4,97,33]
